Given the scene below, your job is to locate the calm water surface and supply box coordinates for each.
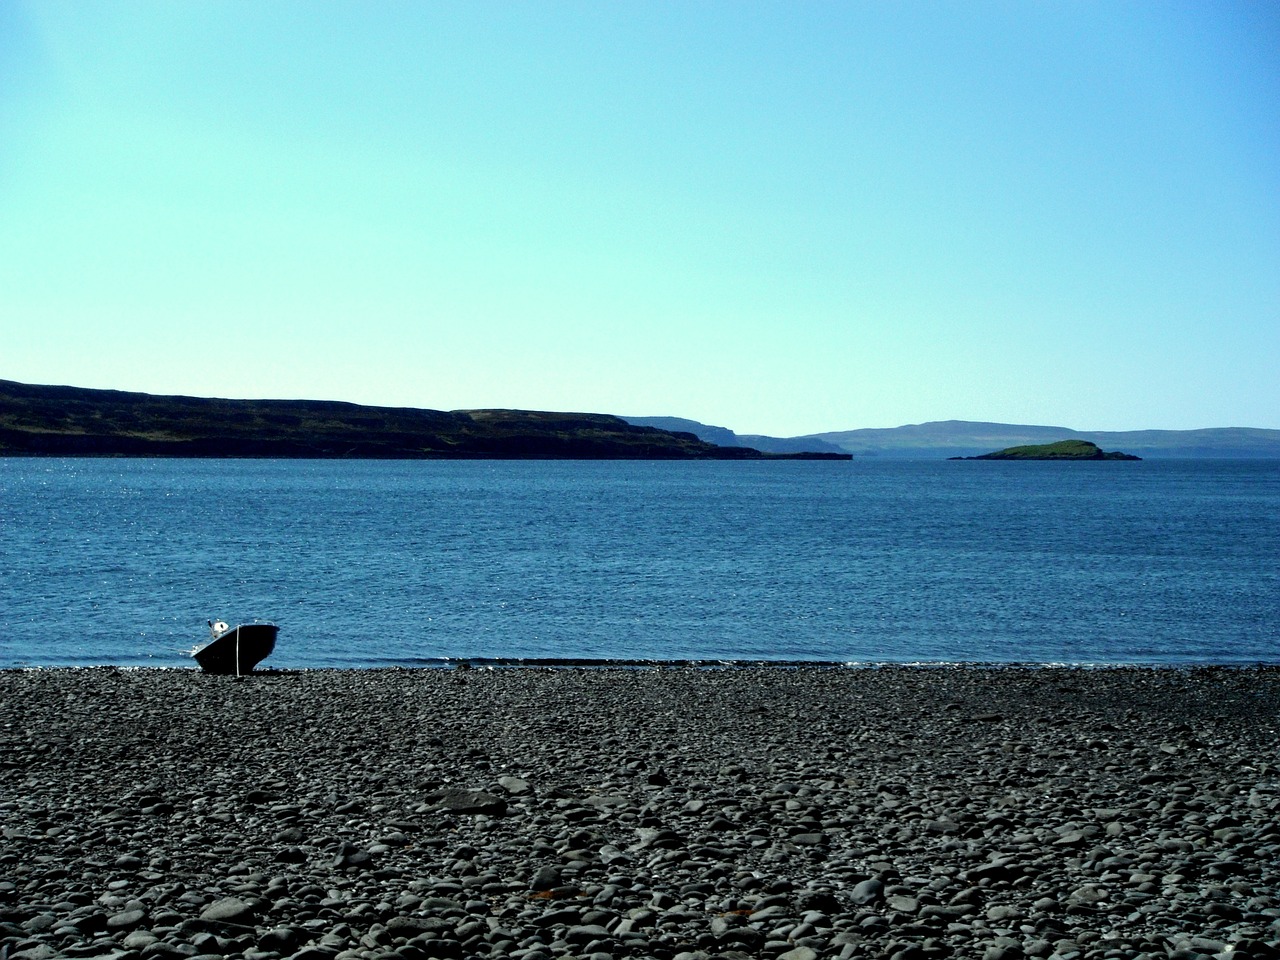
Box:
[1,458,1276,668]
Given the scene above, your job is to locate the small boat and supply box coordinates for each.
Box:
[195,619,278,675]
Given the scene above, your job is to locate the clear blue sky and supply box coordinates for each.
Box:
[2,1,1277,436]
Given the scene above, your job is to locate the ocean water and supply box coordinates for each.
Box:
[1,458,1276,669]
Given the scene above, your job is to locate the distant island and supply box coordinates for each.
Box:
[0,380,849,460]
[950,440,1141,461]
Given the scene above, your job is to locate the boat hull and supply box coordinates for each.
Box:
[194,624,278,675]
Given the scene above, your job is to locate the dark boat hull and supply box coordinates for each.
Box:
[194,624,278,674]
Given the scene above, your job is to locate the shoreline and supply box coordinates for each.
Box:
[6,660,1280,672]
[3,667,1278,960]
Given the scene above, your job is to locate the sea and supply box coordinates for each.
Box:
[1,458,1277,670]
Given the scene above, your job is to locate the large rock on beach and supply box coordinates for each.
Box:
[2,665,1279,960]
[421,787,508,816]
[198,895,258,926]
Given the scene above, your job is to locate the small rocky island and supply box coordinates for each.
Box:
[951,439,1142,461]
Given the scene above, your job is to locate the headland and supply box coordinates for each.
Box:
[0,380,848,460]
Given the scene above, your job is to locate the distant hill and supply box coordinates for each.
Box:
[0,380,779,460]
[626,416,1280,459]
[622,417,742,449]
[623,416,850,456]
[806,420,1280,459]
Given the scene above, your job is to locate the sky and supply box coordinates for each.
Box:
[2,1,1277,437]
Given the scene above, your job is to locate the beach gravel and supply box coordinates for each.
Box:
[2,666,1279,960]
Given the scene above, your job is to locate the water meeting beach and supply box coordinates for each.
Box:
[2,666,1278,960]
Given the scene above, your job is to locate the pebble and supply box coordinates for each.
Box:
[2,666,1278,960]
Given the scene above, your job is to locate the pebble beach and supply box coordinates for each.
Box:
[2,666,1278,960]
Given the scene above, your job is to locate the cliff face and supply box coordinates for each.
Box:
[0,380,764,460]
